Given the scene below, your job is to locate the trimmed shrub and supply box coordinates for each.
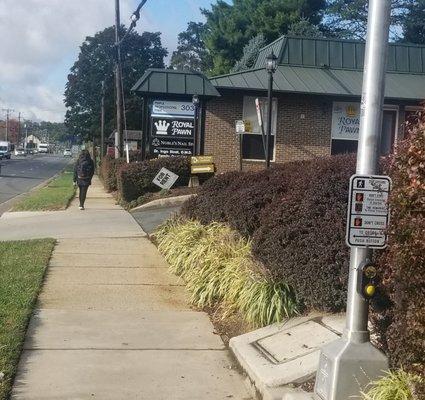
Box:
[118,156,191,202]
[372,111,425,376]
[182,160,310,237]
[154,218,298,327]
[182,154,356,311]
[99,156,126,192]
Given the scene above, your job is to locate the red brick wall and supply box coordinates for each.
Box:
[204,92,332,173]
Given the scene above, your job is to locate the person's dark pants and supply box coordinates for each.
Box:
[78,185,89,207]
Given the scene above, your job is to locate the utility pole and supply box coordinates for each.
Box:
[314,1,391,399]
[100,81,106,159]
[115,0,123,159]
[18,112,21,145]
[2,108,14,141]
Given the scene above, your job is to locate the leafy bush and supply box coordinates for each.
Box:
[361,369,424,400]
[117,156,191,202]
[154,218,298,327]
[183,154,356,311]
[99,156,126,192]
[372,111,425,376]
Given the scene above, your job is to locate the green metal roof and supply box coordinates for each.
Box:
[210,65,425,100]
[254,36,425,74]
[132,69,220,97]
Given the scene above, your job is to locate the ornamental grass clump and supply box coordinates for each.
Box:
[155,218,298,327]
[361,369,424,400]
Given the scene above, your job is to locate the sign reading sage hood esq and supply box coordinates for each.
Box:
[149,100,195,156]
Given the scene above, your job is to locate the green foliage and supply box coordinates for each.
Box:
[372,109,425,376]
[64,26,167,141]
[155,219,298,327]
[12,169,75,211]
[232,34,266,72]
[117,156,191,203]
[99,156,126,192]
[402,0,425,44]
[170,22,212,72]
[202,0,326,75]
[361,369,424,400]
[0,239,55,399]
[287,17,324,38]
[23,121,70,144]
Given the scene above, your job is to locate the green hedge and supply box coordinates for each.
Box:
[372,111,425,376]
[99,156,126,192]
[117,156,191,202]
[182,154,357,312]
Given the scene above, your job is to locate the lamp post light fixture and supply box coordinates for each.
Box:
[265,51,277,168]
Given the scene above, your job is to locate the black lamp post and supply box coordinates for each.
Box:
[265,50,278,168]
[192,94,200,156]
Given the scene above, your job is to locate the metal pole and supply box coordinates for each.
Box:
[346,0,391,343]
[115,0,123,159]
[100,81,105,159]
[266,72,273,168]
[5,110,9,142]
[18,112,21,145]
[314,1,391,399]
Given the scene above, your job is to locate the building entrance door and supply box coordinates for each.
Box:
[380,110,397,155]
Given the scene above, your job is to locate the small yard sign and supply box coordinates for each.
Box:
[152,167,179,190]
[346,175,391,249]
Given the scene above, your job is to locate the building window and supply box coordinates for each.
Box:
[242,96,277,161]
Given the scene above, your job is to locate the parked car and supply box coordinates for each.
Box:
[63,149,72,157]
[14,148,26,156]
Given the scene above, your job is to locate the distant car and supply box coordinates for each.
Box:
[63,149,72,157]
[14,148,26,156]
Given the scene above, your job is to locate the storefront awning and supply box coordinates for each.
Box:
[132,69,220,98]
[210,65,425,101]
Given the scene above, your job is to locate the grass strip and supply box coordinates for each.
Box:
[155,218,299,328]
[0,239,55,399]
[12,168,75,211]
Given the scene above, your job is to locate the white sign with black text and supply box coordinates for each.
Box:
[331,102,361,140]
[152,100,195,117]
[346,175,392,249]
[152,167,179,190]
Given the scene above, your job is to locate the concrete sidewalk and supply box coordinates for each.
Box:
[8,178,251,400]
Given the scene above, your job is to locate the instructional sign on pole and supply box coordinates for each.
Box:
[152,167,179,190]
[346,175,391,249]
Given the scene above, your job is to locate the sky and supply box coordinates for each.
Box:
[0,0,220,124]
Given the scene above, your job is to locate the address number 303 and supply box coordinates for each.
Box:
[181,105,195,111]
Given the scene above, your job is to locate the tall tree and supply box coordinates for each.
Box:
[64,26,167,141]
[232,34,266,72]
[202,0,327,75]
[402,0,425,44]
[170,22,212,72]
[324,1,411,40]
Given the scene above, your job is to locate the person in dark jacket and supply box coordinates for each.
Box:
[73,150,95,210]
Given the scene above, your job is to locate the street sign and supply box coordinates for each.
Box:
[346,174,391,249]
[191,164,215,174]
[191,156,214,165]
[152,167,179,190]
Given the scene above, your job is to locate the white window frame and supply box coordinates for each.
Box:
[242,96,278,162]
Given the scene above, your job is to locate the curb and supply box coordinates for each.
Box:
[130,194,196,212]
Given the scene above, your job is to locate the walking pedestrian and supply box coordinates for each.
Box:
[73,150,95,210]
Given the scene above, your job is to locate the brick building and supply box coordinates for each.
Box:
[206,36,425,173]
[132,36,425,174]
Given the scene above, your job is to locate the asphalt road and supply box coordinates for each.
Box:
[0,154,71,206]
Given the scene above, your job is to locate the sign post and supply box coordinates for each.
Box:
[314,1,391,399]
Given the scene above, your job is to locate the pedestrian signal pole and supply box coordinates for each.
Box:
[314,1,391,399]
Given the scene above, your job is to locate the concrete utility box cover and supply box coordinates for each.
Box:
[256,320,339,363]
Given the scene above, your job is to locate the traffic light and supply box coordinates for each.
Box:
[357,261,378,299]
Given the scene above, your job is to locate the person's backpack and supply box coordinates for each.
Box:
[77,160,93,179]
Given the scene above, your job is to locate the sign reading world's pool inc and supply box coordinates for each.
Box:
[331,102,360,140]
[150,100,196,156]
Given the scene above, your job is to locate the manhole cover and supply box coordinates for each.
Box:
[256,320,338,363]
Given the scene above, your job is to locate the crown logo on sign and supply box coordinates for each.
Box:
[154,120,170,135]
[346,105,356,118]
